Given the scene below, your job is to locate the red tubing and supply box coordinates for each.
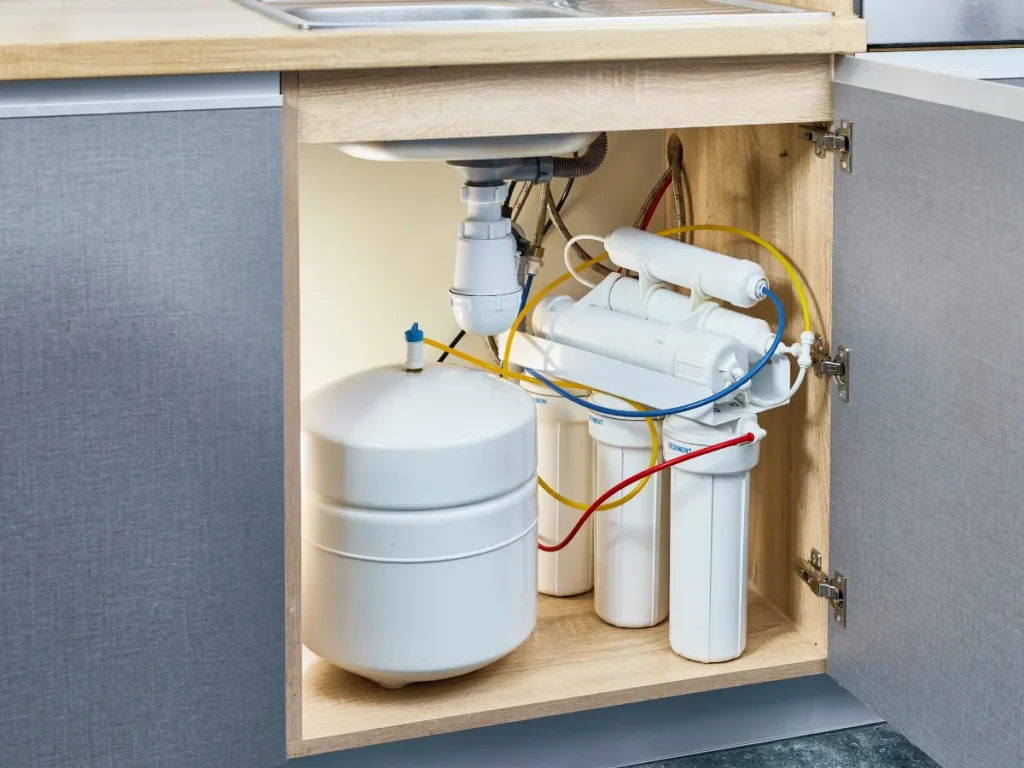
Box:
[537,433,755,553]
[639,174,673,231]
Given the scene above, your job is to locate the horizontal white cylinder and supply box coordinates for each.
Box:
[585,276,777,359]
[533,300,747,396]
[604,227,766,308]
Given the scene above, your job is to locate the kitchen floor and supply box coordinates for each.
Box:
[634,725,940,768]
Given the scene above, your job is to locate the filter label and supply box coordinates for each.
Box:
[533,397,548,405]
[667,441,692,454]
[589,415,604,426]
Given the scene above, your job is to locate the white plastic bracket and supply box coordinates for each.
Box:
[636,260,670,316]
[689,279,712,312]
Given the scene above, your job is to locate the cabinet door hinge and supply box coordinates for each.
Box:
[811,334,850,403]
[800,120,853,173]
[795,548,847,627]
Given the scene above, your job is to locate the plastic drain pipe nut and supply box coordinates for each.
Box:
[450,181,523,335]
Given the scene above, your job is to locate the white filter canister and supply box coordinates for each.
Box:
[589,393,669,628]
[523,381,594,597]
[302,363,538,688]
[663,415,761,663]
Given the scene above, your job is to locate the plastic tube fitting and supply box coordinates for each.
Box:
[405,323,424,372]
[797,330,816,370]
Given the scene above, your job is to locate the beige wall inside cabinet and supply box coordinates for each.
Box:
[298,131,668,396]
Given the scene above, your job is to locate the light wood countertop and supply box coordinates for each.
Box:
[0,0,864,82]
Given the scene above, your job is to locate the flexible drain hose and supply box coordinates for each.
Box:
[552,133,608,178]
[546,186,613,277]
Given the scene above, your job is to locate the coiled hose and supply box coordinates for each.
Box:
[552,132,608,178]
[633,168,672,229]
[546,186,613,277]
[667,134,686,243]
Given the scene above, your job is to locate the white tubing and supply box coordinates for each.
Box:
[750,366,807,408]
[564,234,605,288]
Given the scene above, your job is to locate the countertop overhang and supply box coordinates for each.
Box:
[0,0,865,82]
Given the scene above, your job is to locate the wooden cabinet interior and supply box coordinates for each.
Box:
[282,109,835,756]
[676,125,833,651]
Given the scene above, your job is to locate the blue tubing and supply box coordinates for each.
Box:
[519,273,535,314]
[525,287,785,419]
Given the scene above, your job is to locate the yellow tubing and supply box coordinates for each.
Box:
[423,337,659,512]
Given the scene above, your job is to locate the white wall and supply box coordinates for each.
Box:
[299,131,667,397]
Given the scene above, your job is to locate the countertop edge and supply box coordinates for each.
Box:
[0,17,865,82]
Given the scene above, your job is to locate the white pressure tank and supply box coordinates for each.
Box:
[664,415,760,663]
[522,381,594,597]
[589,393,670,629]
[301,363,538,689]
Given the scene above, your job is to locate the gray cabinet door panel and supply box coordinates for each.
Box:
[830,59,1024,768]
[862,0,1024,47]
[0,108,285,768]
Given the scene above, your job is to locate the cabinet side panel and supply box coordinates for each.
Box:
[830,81,1024,768]
[283,72,303,746]
[0,109,285,768]
[674,125,833,650]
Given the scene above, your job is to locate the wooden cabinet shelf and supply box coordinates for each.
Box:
[291,589,825,758]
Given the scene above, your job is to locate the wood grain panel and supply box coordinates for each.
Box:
[771,0,855,15]
[283,72,303,744]
[0,1,865,81]
[297,57,833,144]
[673,123,833,650]
[291,589,825,757]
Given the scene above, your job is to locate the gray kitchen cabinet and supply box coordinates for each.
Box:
[0,78,286,768]
[861,0,1024,46]
[826,54,1024,768]
[1,53,1023,768]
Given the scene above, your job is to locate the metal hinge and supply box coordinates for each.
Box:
[800,120,853,173]
[811,334,850,403]
[795,548,847,627]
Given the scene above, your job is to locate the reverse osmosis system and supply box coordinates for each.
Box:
[302,132,817,687]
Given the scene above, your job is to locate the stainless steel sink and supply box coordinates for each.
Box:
[237,0,586,29]
[235,0,824,31]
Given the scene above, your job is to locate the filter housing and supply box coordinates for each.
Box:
[302,363,538,688]
[522,380,594,597]
[589,393,670,629]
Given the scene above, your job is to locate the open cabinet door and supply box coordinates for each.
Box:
[829,56,1023,768]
